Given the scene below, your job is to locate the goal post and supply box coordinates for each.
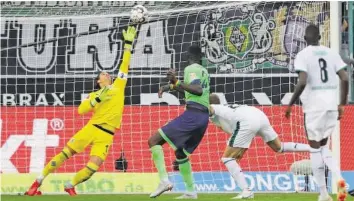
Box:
[1,1,352,195]
[329,1,342,194]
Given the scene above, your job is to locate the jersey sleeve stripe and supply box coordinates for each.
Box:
[336,65,348,72]
[295,69,307,73]
[190,79,201,85]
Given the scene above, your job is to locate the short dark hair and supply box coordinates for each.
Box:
[305,24,320,44]
[188,45,202,57]
[188,45,202,63]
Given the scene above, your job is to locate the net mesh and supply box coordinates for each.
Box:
[0,1,338,194]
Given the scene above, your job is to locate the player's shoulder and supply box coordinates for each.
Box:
[185,63,204,72]
[296,46,313,58]
[324,46,341,57]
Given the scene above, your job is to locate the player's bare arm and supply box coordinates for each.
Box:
[337,69,349,120]
[167,68,203,96]
[285,71,308,119]
[158,68,204,98]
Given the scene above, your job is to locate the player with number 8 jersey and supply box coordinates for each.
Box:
[25,26,137,196]
[286,24,349,201]
[148,45,210,199]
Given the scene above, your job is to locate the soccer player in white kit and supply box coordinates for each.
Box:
[208,94,310,199]
[286,24,349,201]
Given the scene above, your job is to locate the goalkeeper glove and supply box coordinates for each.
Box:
[123,26,137,50]
[90,86,111,107]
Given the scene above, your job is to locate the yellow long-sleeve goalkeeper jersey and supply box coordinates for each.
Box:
[77,49,131,129]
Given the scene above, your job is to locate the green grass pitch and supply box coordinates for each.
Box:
[1,194,339,201]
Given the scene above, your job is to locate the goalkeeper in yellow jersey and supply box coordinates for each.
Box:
[25,26,137,196]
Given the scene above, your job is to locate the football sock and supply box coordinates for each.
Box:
[321,146,343,180]
[71,162,99,186]
[279,142,310,153]
[310,148,329,198]
[222,158,248,190]
[177,158,194,192]
[39,147,73,183]
[151,145,169,182]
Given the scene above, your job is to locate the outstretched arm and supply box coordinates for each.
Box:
[113,26,137,89]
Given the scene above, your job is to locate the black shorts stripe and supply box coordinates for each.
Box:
[228,121,240,147]
[223,159,234,165]
[93,124,114,135]
[86,166,97,173]
[61,151,69,159]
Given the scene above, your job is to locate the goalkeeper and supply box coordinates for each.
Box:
[25,26,137,196]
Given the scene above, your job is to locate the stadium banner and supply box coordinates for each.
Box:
[1,171,354,194]
[1,173,159,194]
[0,2,330,77]
[1,106,353,174]
[0,77,297,106]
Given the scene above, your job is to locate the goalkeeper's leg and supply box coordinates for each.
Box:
[64,125,113,196]
[64,156,102,196]
[26,146,76,196]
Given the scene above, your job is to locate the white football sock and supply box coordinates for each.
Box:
[279,142,310,153]
[221,158,248,190]
[36,174,44,184]
[321,146,343,180]
[310,148,329,198]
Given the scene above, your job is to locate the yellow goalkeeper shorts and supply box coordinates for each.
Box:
[67,124,114,160]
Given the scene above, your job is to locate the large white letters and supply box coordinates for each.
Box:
[0,119,59,173]
[131,20,175,70]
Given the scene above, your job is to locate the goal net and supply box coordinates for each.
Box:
[1,1,345,195]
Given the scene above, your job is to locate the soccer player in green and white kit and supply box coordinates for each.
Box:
[148,45,210,199]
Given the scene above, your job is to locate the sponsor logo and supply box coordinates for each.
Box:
[1,171,354,194]
[0,92,292,106]
[0,173,160,194]
[1,93,65,106]
[200,2,330,73]
[170,172,325,192]
[0,119,59,173]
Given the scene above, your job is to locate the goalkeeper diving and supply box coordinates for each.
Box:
[25,26,137,196]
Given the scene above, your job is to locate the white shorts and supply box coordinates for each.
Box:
[227,106,278,148]
[304,111,338,142]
